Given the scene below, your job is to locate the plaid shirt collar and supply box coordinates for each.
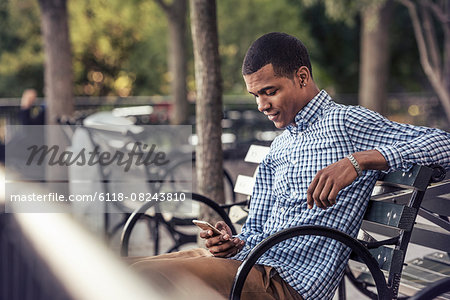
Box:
[287,89,332,134]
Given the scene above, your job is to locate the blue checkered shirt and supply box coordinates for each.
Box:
[231,90,450,299]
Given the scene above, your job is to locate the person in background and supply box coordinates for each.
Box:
[19,89,45,125]
[1,89,44,163]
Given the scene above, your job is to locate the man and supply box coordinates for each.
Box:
[130,32,450,299]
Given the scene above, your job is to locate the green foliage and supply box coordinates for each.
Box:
[388,3,431,93]
[0,0,427,98]
[301,0,386,25]
[292,1,360,93]
[217,0,314,94]
[0,0,44,97]
[69,0,169,97]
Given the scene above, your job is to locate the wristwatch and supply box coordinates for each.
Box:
[347,154,363,177]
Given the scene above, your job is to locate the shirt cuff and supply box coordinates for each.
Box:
[375,145,411,172]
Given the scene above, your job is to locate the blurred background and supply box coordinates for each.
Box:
[1,0,449,299]
[0,0,449,132]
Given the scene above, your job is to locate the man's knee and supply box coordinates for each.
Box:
[129,255,233,298]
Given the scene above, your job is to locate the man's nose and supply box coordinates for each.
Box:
[257,97,270,112]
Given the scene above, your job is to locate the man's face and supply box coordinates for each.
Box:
[244,64,308,129]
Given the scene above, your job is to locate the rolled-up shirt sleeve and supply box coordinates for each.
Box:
[344,106,450,172]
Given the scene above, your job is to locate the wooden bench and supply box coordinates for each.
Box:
[119,143,448,299]
[348,173,450,299]
[229,145,448,300]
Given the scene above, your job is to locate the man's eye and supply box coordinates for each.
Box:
[267,90,277,96]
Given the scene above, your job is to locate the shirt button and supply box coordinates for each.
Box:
[281,207,286,212]
[291,160,297,164]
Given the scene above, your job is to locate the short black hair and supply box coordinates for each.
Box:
[242,32,313,79]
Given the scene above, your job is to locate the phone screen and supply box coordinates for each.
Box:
[192,220,222,236]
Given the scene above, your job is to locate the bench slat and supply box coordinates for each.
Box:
[380,165,433,191]
[234,175,255,196]
[403,262,448,282]
[410,257,450,276]
[364,200,417,231]
[244,145,270,164]
[398,275,450,299]
[370,180,450,216]
[361,222,450,253]
[350,254,450,299]
[351,246,402,272]
[419,180,450,216]
[424,253,450,267]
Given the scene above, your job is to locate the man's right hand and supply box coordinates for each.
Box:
[199,221,245,258]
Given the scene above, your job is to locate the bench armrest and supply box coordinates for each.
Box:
[229,225,392,300]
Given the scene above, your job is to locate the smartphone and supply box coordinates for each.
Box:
[192,220,222,236]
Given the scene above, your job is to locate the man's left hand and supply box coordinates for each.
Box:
[306,157,357,209]
[306,150,388,209]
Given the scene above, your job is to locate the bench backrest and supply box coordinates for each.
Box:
[358,165,448,298]
[356,165,445,297]
[233,145,270,196]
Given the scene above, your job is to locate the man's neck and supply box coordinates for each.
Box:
[304,83,321,104]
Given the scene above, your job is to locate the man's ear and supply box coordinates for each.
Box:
[295,66,310,86]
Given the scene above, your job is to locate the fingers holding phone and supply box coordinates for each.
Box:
[194,220,245,257]
[207,236,245,258]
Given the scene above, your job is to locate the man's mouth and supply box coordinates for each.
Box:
[266,112,279,121]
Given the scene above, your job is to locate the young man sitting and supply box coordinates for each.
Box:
[128,32,450,300]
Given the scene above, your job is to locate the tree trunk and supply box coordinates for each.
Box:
[190,0,225,222]
[443,3,450,97]
[167,0,189,125]
[359,1,392,115]
[38,0,73,192]
[38,0,74,125]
